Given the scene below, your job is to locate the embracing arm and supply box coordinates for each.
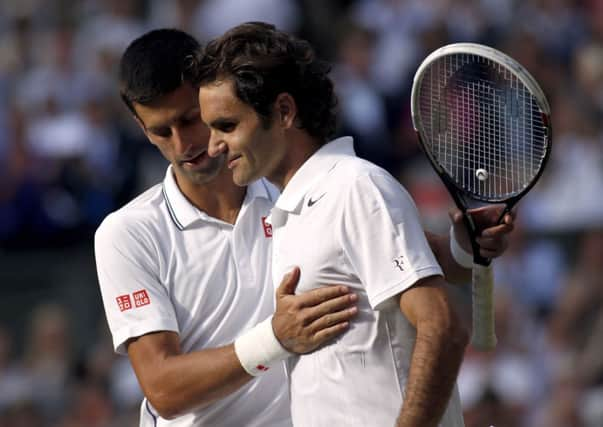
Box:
[396,275,469,427]
[426,205,515,285]
[127,268,357,419]
[127,331,247,419]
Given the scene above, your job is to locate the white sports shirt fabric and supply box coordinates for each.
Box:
[95,166,291,427]
[268,137,464,427]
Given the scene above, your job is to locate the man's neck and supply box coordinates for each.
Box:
[175,169,246,225]
[269,134,324,190]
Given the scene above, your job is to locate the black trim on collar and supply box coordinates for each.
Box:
[145,400,158,426]
[162,184,184,230]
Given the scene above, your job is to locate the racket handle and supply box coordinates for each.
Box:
[471,264,497,351]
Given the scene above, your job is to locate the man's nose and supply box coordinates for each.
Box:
[207,132,228,158]
[173,127,196,155]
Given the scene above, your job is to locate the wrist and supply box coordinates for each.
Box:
[450,226,473,269]
[234,315,292,376]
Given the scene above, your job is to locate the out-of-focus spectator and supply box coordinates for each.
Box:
[147,0,201,35]
[333,22,392,171]
[74,0,146,76]
[0,401,44,427]
[192,0,301,41]
[459,290,543,426]
[0,325,32,411]
[521,91,603,232]
[22,303,72,422]
[549,230,603,386]
[494,224,567,319]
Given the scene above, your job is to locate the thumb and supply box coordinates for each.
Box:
[276,266,300,297]
[448,207,464,225]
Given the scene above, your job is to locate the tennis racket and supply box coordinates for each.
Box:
[410,43,552,351]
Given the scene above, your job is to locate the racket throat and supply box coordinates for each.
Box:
[462,212,491,266]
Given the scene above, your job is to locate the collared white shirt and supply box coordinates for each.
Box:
[269,137,463,427]
[95,166,290,427]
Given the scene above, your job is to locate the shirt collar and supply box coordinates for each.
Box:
[162,165,271,230]
[274,136,355,214]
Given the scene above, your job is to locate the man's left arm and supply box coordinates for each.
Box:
[427,205,515,284]
[396,275,468,427]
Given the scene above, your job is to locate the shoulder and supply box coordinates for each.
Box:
[95,183,165,249]
[332,156,405,194]
[329,157,418,215]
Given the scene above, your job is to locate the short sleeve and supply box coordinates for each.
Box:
[339,171,443,310]
[94,214,179,354]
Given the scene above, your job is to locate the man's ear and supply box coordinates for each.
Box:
[274,93,297,129]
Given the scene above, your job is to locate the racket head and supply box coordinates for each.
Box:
[410,43,552,205]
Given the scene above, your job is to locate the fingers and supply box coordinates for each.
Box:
[503,209,516,224]
[276,267,300,297]
[467,204,505,218]
[294,284,354,308]
[466,205,516,233]
[481,222,514,238]
[272,283,358,354]
[452,205,517,226]
[476,233,510,258]
[448,207,464,225]
[304,293,358,325]
[307,305,357,332]
[311,322,351,345]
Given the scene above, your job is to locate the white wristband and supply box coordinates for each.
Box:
[234,315,292,376]
[450,226,474,269]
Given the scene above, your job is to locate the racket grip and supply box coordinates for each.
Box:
[471,264,497,351]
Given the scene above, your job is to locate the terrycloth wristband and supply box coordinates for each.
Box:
[450,225,474,269]
[234,315,292,376]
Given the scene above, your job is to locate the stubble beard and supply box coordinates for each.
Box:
[177,154,226,185]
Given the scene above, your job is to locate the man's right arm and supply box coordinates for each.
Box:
[127,331,247,419]
[125,268,357,419]
[95,216,357,420]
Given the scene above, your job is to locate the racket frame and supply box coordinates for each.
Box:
[411,42,552,264]
[410,43,553,350]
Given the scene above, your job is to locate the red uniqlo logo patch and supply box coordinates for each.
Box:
[261,216,273,238]
[133,290,151,307]
[116,294,132,312]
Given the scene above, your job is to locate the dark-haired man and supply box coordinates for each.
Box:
[197,22,514,427]
[95,29,359,427]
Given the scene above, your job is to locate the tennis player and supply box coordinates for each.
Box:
[197,22,514,427]
[95,29,360,427]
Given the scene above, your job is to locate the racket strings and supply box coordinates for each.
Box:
[419,54,548,199]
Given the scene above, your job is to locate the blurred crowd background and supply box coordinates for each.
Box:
[0,0,602,426]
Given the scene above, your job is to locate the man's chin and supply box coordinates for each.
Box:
[232,169,257,187]
[176,161,224,184]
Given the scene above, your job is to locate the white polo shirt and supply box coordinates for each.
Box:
[269,137,463,427]
[95,166,291,427]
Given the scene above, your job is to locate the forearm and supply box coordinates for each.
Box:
[129,336,253,419]
[396,321,467,427]
[425,231,471,285]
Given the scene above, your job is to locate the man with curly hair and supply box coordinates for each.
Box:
[196,22,514,427]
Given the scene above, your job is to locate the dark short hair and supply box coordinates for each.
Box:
[192,22,337,142]
[119,28,201,116]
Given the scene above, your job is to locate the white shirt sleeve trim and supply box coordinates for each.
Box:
[369,266,444,311]
[113,316,180,355]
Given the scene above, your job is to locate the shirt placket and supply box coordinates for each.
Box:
[232,210,256,289]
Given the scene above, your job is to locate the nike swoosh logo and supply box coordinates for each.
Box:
[307,193,326,207]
